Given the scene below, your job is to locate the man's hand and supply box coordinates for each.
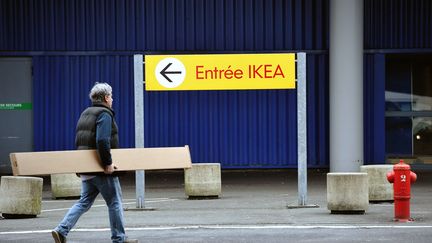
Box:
[104,164,117,174]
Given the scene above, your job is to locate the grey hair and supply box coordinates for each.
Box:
[89,82,112,103]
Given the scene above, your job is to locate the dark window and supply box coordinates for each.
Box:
[385,54,432,157]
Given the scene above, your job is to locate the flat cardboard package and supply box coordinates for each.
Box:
[10,146,192,176]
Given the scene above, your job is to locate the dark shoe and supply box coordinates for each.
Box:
[51,230,66,243]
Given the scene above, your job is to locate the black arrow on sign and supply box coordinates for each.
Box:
[160,63,182,83]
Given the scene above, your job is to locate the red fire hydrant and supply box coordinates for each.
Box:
[386,159,417,222]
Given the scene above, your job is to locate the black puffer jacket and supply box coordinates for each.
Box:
[75,103,120,176]
[75,103,119,150]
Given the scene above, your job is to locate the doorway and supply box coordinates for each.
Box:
[0,58,33,174]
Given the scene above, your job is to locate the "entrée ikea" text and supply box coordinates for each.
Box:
[196,65,286,80]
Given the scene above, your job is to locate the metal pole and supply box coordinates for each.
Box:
[297,52,307,206]
[288,52,317,209]
[133,54,145,209]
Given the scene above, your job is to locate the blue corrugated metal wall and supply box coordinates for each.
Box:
[5,0,430,168]
[0,0,432,168]
[1,0,330,168]
[364,0,432,49]
[33,56,135,151]
[0,0,328,51]
[32,54,328,168]
[364,54,386,164]
[4,0,423,51]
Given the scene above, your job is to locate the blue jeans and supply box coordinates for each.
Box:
[54,176,126,243]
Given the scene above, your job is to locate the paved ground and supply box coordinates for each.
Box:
[0,170,431,242]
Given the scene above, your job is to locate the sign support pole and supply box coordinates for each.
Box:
[288,52,318,209]
[130,54,155,211]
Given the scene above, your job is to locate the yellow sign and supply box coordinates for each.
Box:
[145,53,296,91]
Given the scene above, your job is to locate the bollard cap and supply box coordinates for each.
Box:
[394,159,411,171]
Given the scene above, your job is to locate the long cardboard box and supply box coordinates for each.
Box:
[10,146,192,176]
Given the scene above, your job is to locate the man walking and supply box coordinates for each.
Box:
[52,82,136,243]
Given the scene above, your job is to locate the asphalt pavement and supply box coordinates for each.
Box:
[0,169,431,243]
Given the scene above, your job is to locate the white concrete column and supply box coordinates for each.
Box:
[330,0,364,172]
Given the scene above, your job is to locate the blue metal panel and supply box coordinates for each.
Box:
[364,54,386,164]
[143,89,296,168]
[3,0,330,168]
[307,54,329,167]
[33,56,135,151]
[0,0,329,51]
[365,0,432,49]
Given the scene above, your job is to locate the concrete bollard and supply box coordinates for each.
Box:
[184,163,221,198]
[327,172,368,214]
[51,173,81,199]
[360,165,393,202]
[0,176,43,218]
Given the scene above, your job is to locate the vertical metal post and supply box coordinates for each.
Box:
[134,55,145,209]
[297,52,307,206]
[288,53,317,209]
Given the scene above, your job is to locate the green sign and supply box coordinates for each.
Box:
[0,103,32,110]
